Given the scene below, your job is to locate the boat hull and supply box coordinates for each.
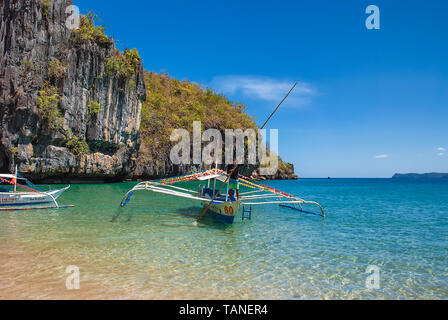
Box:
[202,200,240,224]
[0,186,70,207]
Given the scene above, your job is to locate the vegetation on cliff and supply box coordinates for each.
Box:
[47,59,68,82]
[72,12,109,46]
[136,72,297,179]
[37,11,141,159]
[88,101,101,116]
[105,48,141,81]
[277,157,298,179]
[37,81,63,129]
[39,0,50,18]
[138,72,258,164]
[278,156,295,174]
[65,135,90,156]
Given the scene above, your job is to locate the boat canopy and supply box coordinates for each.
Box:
[196,173,224,181]
[0,174,16,179]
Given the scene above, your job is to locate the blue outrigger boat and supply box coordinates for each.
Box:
[120,169,324,224]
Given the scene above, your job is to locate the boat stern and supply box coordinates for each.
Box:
[206,200,240,224]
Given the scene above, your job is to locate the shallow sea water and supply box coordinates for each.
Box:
[0,179,447,299]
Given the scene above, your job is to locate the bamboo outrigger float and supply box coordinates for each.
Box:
[120,168,324,224]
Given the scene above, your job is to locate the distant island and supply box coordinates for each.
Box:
[392,173,448,179]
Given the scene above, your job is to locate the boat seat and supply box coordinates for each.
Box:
[202,188,236,202]
[202,188,220,199]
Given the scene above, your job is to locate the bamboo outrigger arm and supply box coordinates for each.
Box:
[120,180,227,207]
[241,199,325,217]
[120,170,326,218]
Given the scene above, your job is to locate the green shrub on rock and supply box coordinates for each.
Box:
[127,79,137,92]
[47,59,67,82]
[88,101,101,115]
[9,147,18,157]
[37,81,63,129]
[23,59,33,71]
[72,12,109,45]
[65,136,90,156]
[105,48,141,80]
[40,0,50,18]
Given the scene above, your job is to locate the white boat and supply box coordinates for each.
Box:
[0,167,72,210]
[120,168,325,224]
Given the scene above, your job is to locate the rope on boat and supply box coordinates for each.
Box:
[151,168,259,188]
[154,170,213,184]
[0,177,40,193]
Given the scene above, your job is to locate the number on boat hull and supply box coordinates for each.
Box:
[224,206,234,215]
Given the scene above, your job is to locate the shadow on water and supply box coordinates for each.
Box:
[175,206,233,230]
[110,205,134,223]
[111,203,232,230]
[176,206,201,218]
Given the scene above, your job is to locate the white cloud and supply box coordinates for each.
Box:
[210,75,316,108]
[374,154,389,159]
[437,147,446,151]
[438,153,445,156]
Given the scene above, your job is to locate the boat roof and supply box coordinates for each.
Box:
[0,174,16,179]
[196,173,227,182]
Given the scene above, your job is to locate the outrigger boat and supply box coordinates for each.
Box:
[120,168,325,224]
[0,166,74,211]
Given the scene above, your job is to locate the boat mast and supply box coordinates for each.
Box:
[212,157,217,193]
[14,165,17,192]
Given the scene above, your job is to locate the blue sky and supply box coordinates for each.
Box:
[74,0,447,177]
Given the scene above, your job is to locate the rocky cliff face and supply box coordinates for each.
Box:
[251,164,298,180]
[0,0,145,182]
[0,0,297,183]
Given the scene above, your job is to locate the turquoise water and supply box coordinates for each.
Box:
[0,179,447,299]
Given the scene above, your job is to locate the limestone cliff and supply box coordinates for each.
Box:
[251,164,299,180]
[0,1,297,182]
[0,0,145,182]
